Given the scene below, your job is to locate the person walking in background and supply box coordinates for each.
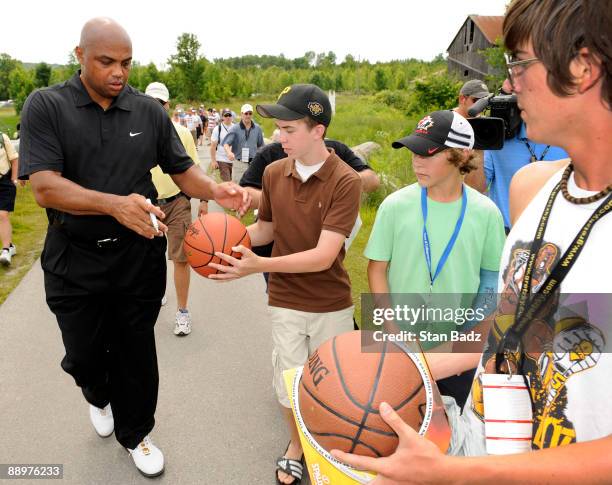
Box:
[0,130,21,266]
[223,103,264,185]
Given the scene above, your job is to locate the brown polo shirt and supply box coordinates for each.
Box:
[258,150,361,313]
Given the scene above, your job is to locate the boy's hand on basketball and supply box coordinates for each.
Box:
[212,182,251,217]
[331,402,448,484]
[207,245,260,280]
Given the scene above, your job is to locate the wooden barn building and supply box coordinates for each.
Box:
[447,15,504,80]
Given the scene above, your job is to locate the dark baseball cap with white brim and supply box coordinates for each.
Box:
[392,110,475,156]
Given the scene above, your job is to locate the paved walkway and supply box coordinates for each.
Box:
[0,146,294,484]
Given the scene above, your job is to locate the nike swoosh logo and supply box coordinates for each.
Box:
[428,147,438,154]
[129,132,143,137]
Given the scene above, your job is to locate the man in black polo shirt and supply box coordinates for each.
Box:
[18,17,249,478]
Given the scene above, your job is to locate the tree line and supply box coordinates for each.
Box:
[0,32,503,115]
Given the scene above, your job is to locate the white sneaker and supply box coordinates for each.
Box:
[89,404,114,437]
[9,244,16,256]
[174,310,192,336]
[127,435,164,478]
[0,248,11,266]
[161,295,167,306]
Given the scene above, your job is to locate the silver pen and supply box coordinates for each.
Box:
[146,198,159,232]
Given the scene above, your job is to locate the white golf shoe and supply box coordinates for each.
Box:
[127,435,165,478]
[89,404,114,438]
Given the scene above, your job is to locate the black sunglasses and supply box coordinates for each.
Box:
[223,113,232,117]
[243,112,253,115]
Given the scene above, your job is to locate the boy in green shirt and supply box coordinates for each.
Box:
[365,110,505,407]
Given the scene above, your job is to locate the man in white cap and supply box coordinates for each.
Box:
[145,81,207,337]
[223,103,264,184]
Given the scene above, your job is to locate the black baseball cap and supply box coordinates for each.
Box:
[256,84,332,127]
[392,110,475,156]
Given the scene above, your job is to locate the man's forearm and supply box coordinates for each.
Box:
[359,169,381,193]
[448,435,612,484]
[10,158,19,181]
[247,220,274,247]
[30,171,119,216]
[171,165,217,201]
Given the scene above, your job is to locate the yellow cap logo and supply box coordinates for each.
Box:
[308,102,324,116]
[278,86,291,100]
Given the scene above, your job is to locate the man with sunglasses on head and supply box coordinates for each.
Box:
[334,0,612,482]
[223,103,264,185]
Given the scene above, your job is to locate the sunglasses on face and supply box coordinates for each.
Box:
[223,113,232,117]
[243,112,253,115]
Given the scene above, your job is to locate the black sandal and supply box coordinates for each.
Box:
[275,442,304,485]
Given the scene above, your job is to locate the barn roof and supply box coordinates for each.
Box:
[446,15,504,51]
[471,15,504,44]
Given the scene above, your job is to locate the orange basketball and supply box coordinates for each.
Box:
[183,212,251,277]
[297,330,431,458]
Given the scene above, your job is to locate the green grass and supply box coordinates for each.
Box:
[0,107,19,136]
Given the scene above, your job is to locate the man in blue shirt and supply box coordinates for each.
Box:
[466,120,568,232]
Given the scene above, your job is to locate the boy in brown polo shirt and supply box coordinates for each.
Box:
[209,84,361,484]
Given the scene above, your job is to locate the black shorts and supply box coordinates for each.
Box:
[0,173,16,212]
[196,126,202,138]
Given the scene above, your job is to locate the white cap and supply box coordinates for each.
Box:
[241,103,254,113]
[144,82,169,103]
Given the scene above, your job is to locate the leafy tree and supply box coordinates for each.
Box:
[9,66,35,114]
[374,68,388,91]
[168,33,206,100]
[481,38,506,92]
[409,75,462,114]
[34,62,52,88]
[0,53,18,100]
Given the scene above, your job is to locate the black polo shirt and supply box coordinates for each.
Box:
[239,139,371,190]
[19,71,193,237]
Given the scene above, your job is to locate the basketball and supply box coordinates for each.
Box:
[297,330,430,458]
[183,212,251,277]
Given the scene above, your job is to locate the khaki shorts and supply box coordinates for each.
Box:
[270,305,354,408]
[160,195,192,262]
[231,160,249,185]
[217,161,232,182]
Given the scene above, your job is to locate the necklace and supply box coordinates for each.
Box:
[560,163,612,205]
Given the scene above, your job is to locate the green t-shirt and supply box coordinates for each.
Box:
[365,183,505,294]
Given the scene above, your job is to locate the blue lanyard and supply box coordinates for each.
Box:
[421,186,468,290]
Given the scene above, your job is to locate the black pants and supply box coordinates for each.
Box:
[42,226,166,449]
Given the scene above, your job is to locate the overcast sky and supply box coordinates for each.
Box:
[2,0,507,67]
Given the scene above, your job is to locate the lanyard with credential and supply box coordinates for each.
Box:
[421,186,468,291]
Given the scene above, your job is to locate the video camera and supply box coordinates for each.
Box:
[466,92,522,150]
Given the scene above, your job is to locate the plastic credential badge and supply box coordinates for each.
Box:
[283,349,451,484]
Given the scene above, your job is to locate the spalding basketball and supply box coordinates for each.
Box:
[183,212,251,277]
[297,330,431,458]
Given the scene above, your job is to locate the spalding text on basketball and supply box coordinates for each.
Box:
[307,350,330,387]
